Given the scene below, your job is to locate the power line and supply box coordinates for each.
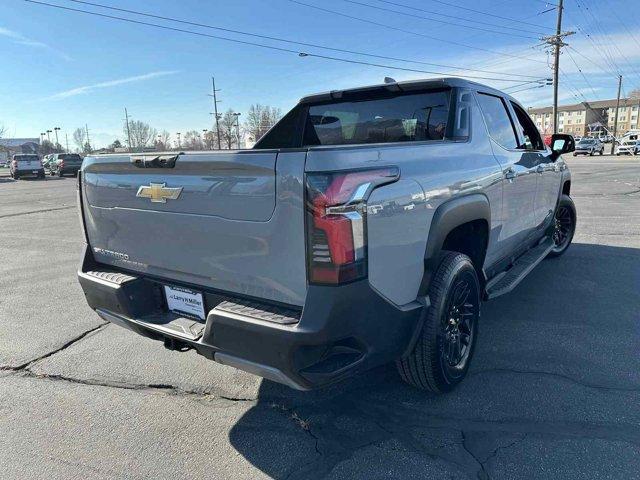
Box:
[23,0,540,83]
[416,0,552,29]
[59,0,544,79]
[371,0,550,34]
[339,0,542,38]
[508,84,547,95]
[564,48,599,98]
[285,0,548,64]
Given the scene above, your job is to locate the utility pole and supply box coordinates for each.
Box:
[208,76,222,149]
[65,133,70,153]
[54,127,60,150]
[611,75,623,154]
[85,124,91,153]
[542,0,574,134]
[124,108,133,153]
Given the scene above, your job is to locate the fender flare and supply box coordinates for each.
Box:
[418,193,491,296]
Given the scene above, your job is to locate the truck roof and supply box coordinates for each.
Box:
[299,77,511,104]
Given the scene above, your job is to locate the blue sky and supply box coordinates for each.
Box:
[1,0,639,148]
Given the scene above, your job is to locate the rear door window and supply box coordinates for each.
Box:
[476,93,519,150]
[303,89,451,146]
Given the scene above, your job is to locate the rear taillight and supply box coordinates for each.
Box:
[11,160,17,168]
[59,160,65,168]
[306,167,399,285]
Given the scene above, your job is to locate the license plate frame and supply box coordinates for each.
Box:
[163,285,206,321]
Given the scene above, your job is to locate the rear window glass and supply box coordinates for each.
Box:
[59,154,82,161]
[303,89,450,146]
[14,155,39,162]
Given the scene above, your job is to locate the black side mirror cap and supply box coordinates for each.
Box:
[550,134,575,160]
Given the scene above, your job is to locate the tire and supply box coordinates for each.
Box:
[599,149,603,155]
[397,251,480,393]
[589,149,594,156]
[548,194,576,258]
[573,153,577,156]
[57,169,63,177]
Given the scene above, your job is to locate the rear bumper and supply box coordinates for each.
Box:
[77,246,422,390]
[14,169,44,177]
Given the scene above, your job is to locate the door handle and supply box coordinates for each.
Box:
[536,165,545,174]
[504,169,516,181]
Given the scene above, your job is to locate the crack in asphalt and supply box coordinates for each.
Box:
[0,205,76,219]
[0,323,109,372]
[470,368,640,392]
[461,431,490,480]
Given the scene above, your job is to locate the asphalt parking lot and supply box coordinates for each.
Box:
[0,156,639,479]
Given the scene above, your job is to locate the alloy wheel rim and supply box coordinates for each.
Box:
[441,275,477,373]
[552,206,573,251]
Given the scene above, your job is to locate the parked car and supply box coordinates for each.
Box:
[77,78,576,393]
[48,153,83,176]
[615,140,640,155]
[10,154,45,179]
[41,154,54,170]
[573,137,604,156]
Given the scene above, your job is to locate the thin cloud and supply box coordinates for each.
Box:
[45,70,180,100]
[0,26,72,61]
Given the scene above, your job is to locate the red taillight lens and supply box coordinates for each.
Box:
[59,160,65,168]
[306,167,399,285]
[12,160,17,168]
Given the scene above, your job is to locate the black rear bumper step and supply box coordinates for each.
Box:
[85,270,137,285]
[486,237,554,299]
[215,299,300,325]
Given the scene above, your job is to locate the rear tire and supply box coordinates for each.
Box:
[57,170,63,177]
[397,252,480,393]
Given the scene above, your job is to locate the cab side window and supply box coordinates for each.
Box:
[476,93,519,150]
[510,101,545,150]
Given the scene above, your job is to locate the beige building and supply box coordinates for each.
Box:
[528,98,640,136]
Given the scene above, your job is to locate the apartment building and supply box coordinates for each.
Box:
[528,97,640,136]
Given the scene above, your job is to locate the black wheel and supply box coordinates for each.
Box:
[397,251,480,393]
[57,169,63,177]
[548,194,576,258]
[599,149,603,155]
[589,149,594,156]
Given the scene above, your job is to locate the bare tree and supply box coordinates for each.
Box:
[73,128,86,152]
[245,104,281,143]
[183,130,203,150]
[219,110,239,149]
[125,120,157,152]
[155,130,171,151]
[0,123,6,139]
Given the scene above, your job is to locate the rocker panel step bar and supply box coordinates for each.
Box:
[486,237,555,299]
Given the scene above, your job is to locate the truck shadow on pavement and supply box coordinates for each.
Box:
[228,243,640,479]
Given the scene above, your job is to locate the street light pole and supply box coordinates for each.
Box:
[54,127,60,150]
[177,132,181,149]
[233,112,241,149]
[610,75,623,154]
[202,129,209,150]
[46,130,51,143]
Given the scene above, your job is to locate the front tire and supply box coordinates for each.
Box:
[548,194,576,257]
[397,252,480,393]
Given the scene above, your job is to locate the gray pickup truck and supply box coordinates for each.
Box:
[77,78,576,393]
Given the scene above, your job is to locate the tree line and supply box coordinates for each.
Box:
[92,104,281,153]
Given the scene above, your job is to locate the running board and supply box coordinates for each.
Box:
[485,238,554,299]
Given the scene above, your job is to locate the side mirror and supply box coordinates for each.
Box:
[550,134,575,160]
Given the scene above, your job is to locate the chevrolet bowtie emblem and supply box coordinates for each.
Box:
[136,183,183,203]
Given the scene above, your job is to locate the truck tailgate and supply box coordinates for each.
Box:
[81,151,308,306]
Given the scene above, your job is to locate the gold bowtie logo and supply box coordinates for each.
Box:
[136,183,183,203]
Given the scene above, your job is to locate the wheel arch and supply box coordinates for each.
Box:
[418,194,491,296]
